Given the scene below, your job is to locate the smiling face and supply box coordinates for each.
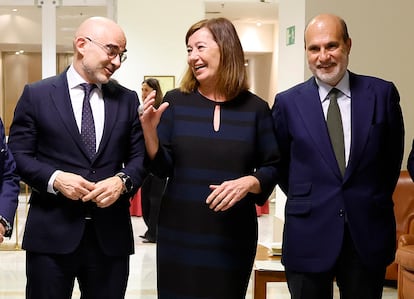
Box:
[74,17,127,84]
[186,27,221,88]
[305,14,352,86]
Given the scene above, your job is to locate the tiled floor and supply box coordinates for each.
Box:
[0,196,397,298]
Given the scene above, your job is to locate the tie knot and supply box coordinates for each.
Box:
[80,83,96,100]
[328,88,339,101]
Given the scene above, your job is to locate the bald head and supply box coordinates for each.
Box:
[74,17,126,50]
[305,14,349,48]
[72,16,127,84]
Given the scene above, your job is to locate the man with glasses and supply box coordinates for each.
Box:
[8,16,146,299]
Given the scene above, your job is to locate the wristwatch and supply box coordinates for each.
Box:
[116,172,133,193]
[0,215,12,238]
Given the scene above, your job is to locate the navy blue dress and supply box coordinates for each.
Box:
[151,89,279,299]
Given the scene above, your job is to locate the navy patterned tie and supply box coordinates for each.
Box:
[80,83,97,159]
[327,88,346,176]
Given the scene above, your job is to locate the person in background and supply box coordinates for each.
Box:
[139,17,279,298]
[139,78,168,243]
[142,78,164,109]
[272,14,404,299]
[8,16,146,299]
[0,118,20,244]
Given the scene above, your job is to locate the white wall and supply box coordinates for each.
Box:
[0,8,40,45]
[115,0,204,96]
[116,0,279,104]
[237,22,278,104]
[268,19,279,106]
[277,0,306,93]
[236,22,274,53]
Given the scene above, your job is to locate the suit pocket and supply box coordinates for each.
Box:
[286,199,311,215]
[286,182,312,215]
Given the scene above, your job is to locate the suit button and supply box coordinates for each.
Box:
[339,209,345,217]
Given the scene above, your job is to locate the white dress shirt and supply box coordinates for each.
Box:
[48,65,105,193]
[66,65,105,147]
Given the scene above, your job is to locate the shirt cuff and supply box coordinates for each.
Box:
[48,170,62,194]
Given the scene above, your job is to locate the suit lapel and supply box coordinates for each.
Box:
[96,83,119,158]
[50,72,121,162]
[345,73,375,178]
[51,72,90,158]
[294,78,341,177]
[293,74,375,180]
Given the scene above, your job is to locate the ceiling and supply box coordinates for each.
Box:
[0,1,278,53]
[205,1,278,24]
[0,5,107,52]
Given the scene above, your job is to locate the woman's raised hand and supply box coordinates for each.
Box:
[138,90,169,129]
[138,90,169,159]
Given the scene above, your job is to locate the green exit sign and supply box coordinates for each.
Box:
[286,25,295,46]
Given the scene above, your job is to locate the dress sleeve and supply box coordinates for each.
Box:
[251,101,280,206]
[148,92,175,179]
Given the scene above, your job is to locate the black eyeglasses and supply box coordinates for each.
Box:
[85,37,127,63]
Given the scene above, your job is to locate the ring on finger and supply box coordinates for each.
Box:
[138,105,144,116]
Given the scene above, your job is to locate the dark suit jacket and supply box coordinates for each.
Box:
[272,71,404,272]
[408,140,414,180]
[0,118,20,235]
[8,70,146,256]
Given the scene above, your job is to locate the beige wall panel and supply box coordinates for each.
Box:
[2,52,41,134]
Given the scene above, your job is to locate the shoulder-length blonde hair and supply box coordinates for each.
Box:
[180,18,249,100]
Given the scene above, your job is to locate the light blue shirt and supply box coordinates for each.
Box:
[316,71,351,166]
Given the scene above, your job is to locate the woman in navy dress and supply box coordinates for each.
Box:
[139,17,280,299]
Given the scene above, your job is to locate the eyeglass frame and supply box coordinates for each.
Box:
[84,37,127,63]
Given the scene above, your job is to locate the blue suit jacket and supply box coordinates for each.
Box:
[8,71,146,256]
[272,71,404,272]
[0,119,20,235]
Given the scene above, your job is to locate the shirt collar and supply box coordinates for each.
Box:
[317,71,351,102]
[66,64,102,90]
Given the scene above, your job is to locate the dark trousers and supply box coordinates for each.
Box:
[286,226,386,299]
[140,174,167,241]
[26,221,129,299]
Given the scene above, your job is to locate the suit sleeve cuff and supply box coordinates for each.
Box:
[48,170,62,194]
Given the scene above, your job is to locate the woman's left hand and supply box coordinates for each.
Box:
[206,175,260,212]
